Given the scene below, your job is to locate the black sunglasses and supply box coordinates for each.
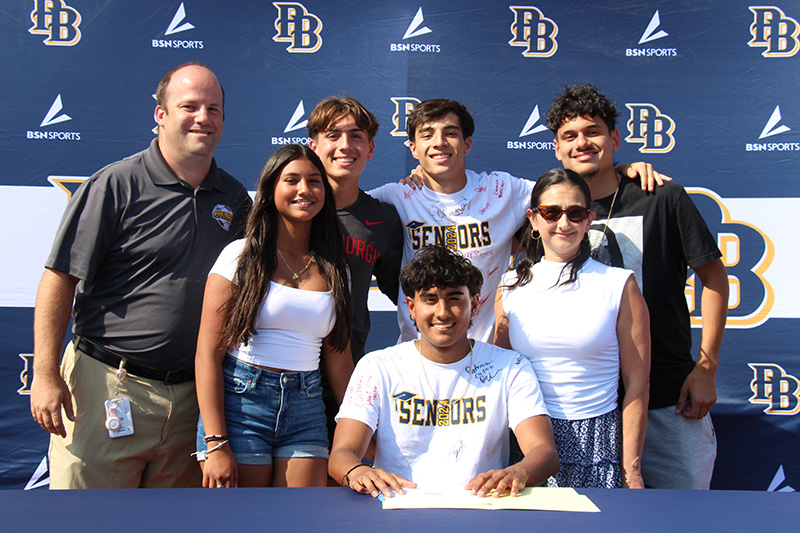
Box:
[533,205,592,223]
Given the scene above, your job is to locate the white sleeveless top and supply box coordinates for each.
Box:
[501,258,633,419]
[210,239,335,371]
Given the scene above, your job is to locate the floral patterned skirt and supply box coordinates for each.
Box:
[510,408,621,489]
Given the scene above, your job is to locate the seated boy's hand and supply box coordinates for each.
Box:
[465,464,528,497]
[347,465,416,498]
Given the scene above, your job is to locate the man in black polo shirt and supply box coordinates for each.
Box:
[30,63,251,489]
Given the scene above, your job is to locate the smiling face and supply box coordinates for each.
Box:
[527,183,596,263]
[309,113,374,185]
[155,65,223,164]
[272,157,326,225]
[409,112,472,193]
[553,114,619,182]
[406,285,477,362]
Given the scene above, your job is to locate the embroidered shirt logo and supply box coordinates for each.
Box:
[212,204,234,231]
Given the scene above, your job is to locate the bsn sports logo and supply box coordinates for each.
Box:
[273,2,322,53]
[153,2,203,49]
[748,363,800,415]
[745,105,799,152]
[271,101,311,145]
[626,10,677,57]
[29,0,81,46]
[768,465,796,492]
[390,97,422,140]
[507,105,553,151]
[686,188,773,329]
[508,6,558,57]
[748,6,799,57]
[26,95,81,141]
[625,103,675,153]
[391,7,440,53]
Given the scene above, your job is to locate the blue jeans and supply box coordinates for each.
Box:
[197,356,329,465]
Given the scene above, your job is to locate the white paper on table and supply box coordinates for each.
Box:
[380,486,600,512]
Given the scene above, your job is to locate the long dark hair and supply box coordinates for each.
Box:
[221,144,351,351]
[509,168,593,290]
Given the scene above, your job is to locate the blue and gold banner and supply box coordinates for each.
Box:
[1,0,798,490]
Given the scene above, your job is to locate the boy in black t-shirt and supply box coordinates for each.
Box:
[547,83,729,489]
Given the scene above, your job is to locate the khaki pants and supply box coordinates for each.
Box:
[48,341,202,489]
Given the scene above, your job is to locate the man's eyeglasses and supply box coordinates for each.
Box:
[533,205,592,223]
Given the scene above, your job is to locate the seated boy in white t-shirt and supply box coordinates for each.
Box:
[329,245,559,498]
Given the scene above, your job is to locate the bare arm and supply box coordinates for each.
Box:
[329,418,415,498]
[30,268,79,438]
[195,274,238,488]
[465,415,560,497]
[322,339,354,406]
[617,275,651,489]
[617,162,672,192]
[493,281,512,349]
[677,258,728,419]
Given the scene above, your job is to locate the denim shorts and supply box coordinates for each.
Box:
[196,356,329,465]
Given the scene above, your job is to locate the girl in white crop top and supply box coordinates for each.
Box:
[494,168,650,489]
[195,145,353,489]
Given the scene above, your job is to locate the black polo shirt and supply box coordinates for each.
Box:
[46,139,251,371]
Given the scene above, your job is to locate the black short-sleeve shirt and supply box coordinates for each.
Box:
[590,179,721,408]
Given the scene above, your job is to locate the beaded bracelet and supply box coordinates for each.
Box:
[191,439,229,461]
[203,434,228,442]
[341,463,371,486]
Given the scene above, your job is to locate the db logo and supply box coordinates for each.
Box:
[625,103,676,153]
[748,363,800,415]
[508,6,558,57]
[18,354,34,395]
[749,6,799,58]
[273,2,322,53]
[390,97,421,138]
[686,189,774,329]
[29,0,82,46]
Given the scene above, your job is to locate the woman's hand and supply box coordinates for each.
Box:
[201,445,238,488]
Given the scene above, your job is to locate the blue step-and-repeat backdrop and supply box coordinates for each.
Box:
[1,1,798,491]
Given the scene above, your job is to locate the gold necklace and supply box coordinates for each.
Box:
[277,248,314,280]
[416,340,474,425]
[593,173,620,258]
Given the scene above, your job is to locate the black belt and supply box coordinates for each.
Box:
[75,338,194,385]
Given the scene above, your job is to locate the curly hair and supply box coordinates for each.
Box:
[508,168,593,290]
[221,144,352,351]
[546,83,619,135]
[307,96,379,141]
[400,245,483,298]
[407,99,475,142]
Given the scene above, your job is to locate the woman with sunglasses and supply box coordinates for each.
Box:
[494,168,650,489]
[194,145,353,488]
